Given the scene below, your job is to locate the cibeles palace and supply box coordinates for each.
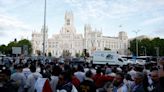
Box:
[31,11,128,57]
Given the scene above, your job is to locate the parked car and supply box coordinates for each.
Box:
[127,59,136,64]
[136,59,146,65]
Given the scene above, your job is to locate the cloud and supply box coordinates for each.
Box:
[0,14,32,44]
[154,29,164,34]
[64,0,164,21]
[0,14,31,31]
[0,29,32,45]
[0,0,18,5]
[142,17,164,26]
[0,31,7,37]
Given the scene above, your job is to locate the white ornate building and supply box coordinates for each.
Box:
[32,11,128,57]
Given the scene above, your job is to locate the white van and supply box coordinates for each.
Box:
[92,51,127,66]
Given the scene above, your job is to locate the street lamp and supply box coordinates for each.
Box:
[141,46,147,56]
[43,0,47,56]
[155,47,159,62]
[133,30,140,57]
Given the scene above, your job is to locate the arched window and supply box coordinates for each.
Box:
[67,19,70,25]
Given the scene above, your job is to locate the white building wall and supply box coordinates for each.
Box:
[32,12,129,57]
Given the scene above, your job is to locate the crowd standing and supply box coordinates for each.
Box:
[0,57,164,92]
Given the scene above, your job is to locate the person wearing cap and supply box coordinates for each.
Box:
[11,63,26,92]
[0,65,18,92]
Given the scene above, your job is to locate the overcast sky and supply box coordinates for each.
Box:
[0,0,164,45]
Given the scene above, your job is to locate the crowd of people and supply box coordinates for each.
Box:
[0,57,164,92]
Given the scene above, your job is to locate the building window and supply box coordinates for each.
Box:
[56,51,58,56]
[67,19,70,25]
[91,40,94,47]
[98,41,100,47]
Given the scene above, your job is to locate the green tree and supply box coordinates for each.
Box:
[80,52,85,57]
[0,44,7,54]
[48,52,52,57]
[6,41,17,55]
[75,53,80,57]
[104,47,111,50]
[139,38,151,56]
[62,50,71,57]
[129,39,137,56]
[129,37,164,56]
[152,37,164,56]
[0,39,32,55]
[17,39,32,54]
[36,50,41,56]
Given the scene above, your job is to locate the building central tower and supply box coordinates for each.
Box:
[60,11,76,34]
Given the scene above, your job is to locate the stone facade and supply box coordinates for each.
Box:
[31,11,128,57]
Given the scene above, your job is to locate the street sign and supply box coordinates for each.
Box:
[12,47,21,54]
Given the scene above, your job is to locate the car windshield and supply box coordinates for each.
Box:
[118,58,123,62]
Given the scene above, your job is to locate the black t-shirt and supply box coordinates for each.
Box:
[0,80,18,92]
[159,77,164,92]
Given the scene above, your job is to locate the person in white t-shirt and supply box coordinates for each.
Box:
[50,65,62,92]
[22,63,31,79]
[25,65,42,92]
[74,65,85,82]
[11,64,26,92]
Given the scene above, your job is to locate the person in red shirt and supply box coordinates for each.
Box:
[92,67,114,89]
[72,75,80,88]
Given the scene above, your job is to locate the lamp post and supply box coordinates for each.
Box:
[141,46,147,56]
[155,47,159,63]
[133,30,140,57]
[43,0,47,56]
[144,47,147,56]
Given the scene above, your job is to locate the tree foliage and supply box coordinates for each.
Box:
[75,53,80,57]
[48,52,52,57]
[104,47,111,50]
[62,50,71,57]
[0,39,32,55]
[17,39,32,54]
[0,44,6,54]
[129,37,164,56]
